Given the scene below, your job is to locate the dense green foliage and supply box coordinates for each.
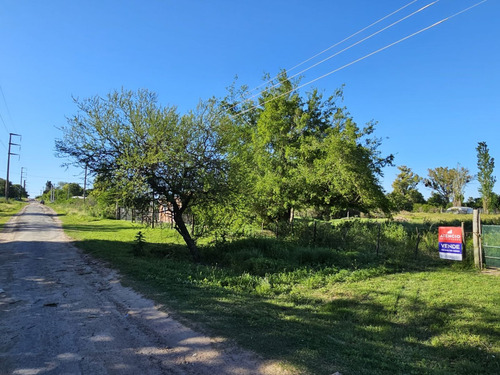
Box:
[55,208,500,375]
[476,141,496,213]
[424,166,472,207]
[41,181,84,202]
[0,178,28,199]
[388,165,425,211]
[56,74,393,260]
[56,90,236,261]
[227,73,393,221]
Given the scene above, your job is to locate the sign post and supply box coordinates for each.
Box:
[438,227,463,261]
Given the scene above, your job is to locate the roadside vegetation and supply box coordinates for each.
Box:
[0,198,26,227]
[52,201,500,375]
[44,72,500,374]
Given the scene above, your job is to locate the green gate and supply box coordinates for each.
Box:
[482,225,500,268]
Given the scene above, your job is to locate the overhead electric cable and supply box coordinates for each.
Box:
[246,0,420,96]
[29,173,86,180]
[0,85,14,131]
[236,0,488,116]
[239,0,438,106]
[0,111,9,134]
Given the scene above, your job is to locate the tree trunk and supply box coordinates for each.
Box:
[173,209,201,262]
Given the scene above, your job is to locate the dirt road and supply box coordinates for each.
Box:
[0,203,289,375]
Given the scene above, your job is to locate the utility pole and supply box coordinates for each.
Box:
[5,133,21,200]
[20,167,27,199]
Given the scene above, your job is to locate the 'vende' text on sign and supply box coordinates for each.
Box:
[438,227,463,261]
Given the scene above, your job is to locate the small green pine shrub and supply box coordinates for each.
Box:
[132,231,146,257]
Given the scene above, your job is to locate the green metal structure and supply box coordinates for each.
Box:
[482,225,500,268]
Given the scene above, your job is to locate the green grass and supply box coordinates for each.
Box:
[56,210,500,375]
[395,211,500,226]
[0,199,27,228]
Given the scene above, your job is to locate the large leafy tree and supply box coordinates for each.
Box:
[302,112,392,216]
[391,165,421,193]
[424,166,472,207]
[451,165,472,207]
[424,167,454,204]
[476,141,496,213]
[229,72,393,220]
[250,74,306,221]
[388,165,424,211]
[56,89,234,261]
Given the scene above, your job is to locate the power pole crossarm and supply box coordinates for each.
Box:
[5,133,21,200]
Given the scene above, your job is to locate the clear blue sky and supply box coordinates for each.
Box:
[0,0,498,199]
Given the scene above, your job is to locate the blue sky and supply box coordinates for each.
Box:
[0,0,498,199]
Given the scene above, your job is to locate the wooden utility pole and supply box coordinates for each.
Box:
[20,167,27,200]
[473,209,482,269]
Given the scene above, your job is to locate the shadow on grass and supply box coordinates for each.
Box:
[0,211,20,218]
[63,223,138,233]
[186,290,500,375]
[72,237,500,375]
[76,239,191,263]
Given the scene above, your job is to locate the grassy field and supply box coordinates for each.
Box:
[0,199,27,228]
[56,209,500,375]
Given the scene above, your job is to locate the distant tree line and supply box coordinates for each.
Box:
[41,181,84,202]
[387,141,496,213]
[0,178,28,200]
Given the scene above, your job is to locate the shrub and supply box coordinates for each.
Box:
[132,231,147,257]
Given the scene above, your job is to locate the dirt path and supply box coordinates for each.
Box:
[0,203,291,375]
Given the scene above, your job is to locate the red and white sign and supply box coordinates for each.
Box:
[438,227,463,261]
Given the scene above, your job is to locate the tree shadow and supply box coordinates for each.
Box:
[63,223,137,233]
[70,238,500,375]
[170,280,500,375]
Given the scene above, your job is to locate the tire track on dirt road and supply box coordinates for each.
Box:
[0,203,291,375]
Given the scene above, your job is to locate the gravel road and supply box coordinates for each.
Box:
[0,203,290,375]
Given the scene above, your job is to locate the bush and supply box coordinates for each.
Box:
[132,231,147,257]
[413,203,442,213]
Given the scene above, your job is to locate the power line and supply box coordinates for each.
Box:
[239,0,438,106]
[29,172,87,181]
[246,0,421,96]
[236,0,489,116]
[0,85,15,132]
[0,111,9,135]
